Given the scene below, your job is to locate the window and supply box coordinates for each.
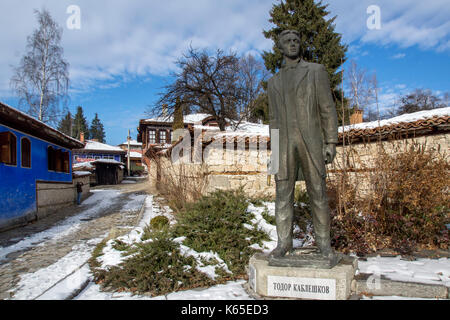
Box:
[0,132,17,165]
[63,151,70,173]
[159,130,167,144]
[21,137,31,168]
[149,130,156,144]
[48,146,70,173]
[48,147,56,171]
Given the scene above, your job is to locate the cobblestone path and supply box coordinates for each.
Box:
[0,179,155,300]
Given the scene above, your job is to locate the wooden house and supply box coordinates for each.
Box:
[0,102,85,231]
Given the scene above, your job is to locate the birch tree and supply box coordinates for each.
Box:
[10,9,69,125]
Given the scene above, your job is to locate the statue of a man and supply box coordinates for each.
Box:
[268,30,338,259]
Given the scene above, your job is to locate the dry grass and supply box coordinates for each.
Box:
[151,157,209,212]
[328,140,449,255]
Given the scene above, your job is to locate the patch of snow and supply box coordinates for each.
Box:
[173,237,231,281]
[357,256,450,287]
[246,202,277,254]
[73,171,92,177]
[121,180,137,184]
[166,280,251,300]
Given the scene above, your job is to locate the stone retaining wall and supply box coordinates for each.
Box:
[150,132,449,198]
[36,174,91,219]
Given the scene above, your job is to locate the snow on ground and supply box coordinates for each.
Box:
[121,180,137,184]
[0,189,121,263]
[5,193,450,300]
[357,255,450,287]
[4,190,147,300]
[174,237,232,280]
[10,240,101,300]
[246,202,277,254]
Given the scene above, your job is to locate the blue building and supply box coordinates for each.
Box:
[0,102,84,231]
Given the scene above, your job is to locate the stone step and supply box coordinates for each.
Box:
[353,273,449,299]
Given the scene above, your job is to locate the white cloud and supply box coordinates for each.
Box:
[392,53,406,59]
[1,0,448,97]
[0,0,274,95]
[326,0,450,51]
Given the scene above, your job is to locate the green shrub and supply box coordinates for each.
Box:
[92,230,214,296]
[173,189,270,276]
[150,215,170,230]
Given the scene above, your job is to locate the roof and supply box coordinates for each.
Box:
[0,101,84,149]
[76,140,126,153]
[143,113,212,124]
[339,107,450,142]
[125,151,143,158]
[73,159,125,168]
[118,139,142,147]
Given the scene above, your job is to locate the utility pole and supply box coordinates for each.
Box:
[127,129,131,177]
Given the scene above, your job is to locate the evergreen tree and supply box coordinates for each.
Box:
[262,0,350,124]
[73,106,90,140]
[57,111,73,137]
[89,113,106,143]
[172,97,184,143]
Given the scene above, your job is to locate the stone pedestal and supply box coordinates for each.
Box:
[248,253,357,300]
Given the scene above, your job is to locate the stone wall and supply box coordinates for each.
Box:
[36,174,91,219]
[149,132,449,198]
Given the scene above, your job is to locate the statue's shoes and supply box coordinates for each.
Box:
[269,245,293,258]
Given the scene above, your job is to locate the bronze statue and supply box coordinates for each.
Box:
[268,30,338,262]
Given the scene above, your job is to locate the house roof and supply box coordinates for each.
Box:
[75,140,127,154]
[125,151,143,158]
[339,107,450,142]
[0,101,84,149]
[143,113,212,124]
[118,139,142,147]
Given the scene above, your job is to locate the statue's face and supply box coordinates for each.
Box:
[279,33,301,59]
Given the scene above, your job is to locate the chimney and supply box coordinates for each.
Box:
[162,104,168,117]
[80,132,85,143]
[350,109,363,125]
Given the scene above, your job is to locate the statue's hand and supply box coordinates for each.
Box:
[323,143,336,164]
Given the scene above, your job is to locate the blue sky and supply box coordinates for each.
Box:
[0,0,448,146]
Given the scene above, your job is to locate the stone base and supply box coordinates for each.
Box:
[249,253,357,300]
[268,247,342,269]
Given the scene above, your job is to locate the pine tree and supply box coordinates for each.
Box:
[172,97,184,143]
[89,113,106,143]
[262,0,350,124]
[73,106,90,140]
[57,111,73,137]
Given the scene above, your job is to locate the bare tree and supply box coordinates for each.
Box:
[10,8,69,125]
[150,47,241,131]
[346,60,373,116]
[237,54,270,123]
[396,89,447,115]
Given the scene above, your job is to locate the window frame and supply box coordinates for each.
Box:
[21,137,31,168]
[0,132,17,167]
[148,129,156,144]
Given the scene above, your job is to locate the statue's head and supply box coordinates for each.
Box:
[277,29,301,60]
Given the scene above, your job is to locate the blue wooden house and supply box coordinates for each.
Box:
[0,102,84,231]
